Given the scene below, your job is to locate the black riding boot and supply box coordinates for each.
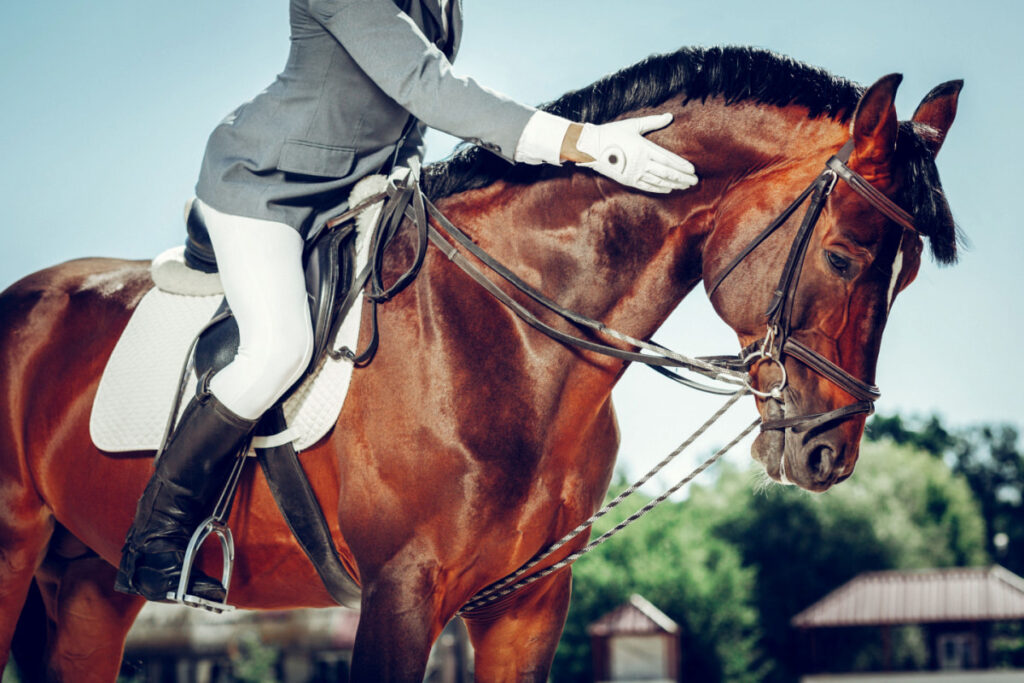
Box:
[114,388,257,602]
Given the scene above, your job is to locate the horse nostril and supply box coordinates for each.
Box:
[807,444,835,484]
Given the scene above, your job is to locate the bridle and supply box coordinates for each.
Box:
[324,139,917,435]
[704,139,917,433]
[317,140,921,613]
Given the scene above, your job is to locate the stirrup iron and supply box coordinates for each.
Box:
[168,449,248,613]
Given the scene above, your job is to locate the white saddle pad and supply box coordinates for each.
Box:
[90,174,391,453]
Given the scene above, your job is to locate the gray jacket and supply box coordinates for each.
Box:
[196,0,536,236]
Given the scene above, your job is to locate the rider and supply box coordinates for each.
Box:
[115,0,699,603]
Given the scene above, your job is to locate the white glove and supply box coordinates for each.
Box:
[575,113,698,193]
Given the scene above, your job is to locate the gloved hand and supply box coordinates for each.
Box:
[574,113,698,193]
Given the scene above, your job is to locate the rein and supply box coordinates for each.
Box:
[320,139,918,611]
[325,171,752,393]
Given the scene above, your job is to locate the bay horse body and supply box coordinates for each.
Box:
[0,48,960,681]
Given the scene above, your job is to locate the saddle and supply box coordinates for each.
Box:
[184,201,356,387]
[163,170,420,612]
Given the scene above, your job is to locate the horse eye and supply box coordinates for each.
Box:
[825,250,852,276]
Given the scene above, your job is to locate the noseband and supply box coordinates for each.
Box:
[705,140,917,433]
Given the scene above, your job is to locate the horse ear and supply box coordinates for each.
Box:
[911,80,964,157]
[850,73,902,174]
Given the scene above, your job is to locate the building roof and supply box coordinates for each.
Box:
[792,565,1024,628]
[587,594,680,636]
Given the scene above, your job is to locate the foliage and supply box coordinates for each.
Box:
[554,433,989,683]
[867,414,1024,576]
[230,630,280,683]
[991,622,1024,668]
[551,481,764,683]
[697,440,986,682]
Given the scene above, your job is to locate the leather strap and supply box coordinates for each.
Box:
[254,407,361,608]
[705,182,816,300]
[329,177,432,366]
[782,338,880,402]
[764,175,834,336]
[826,157,917,232]
[424,202,735,380]
[760,400,874,433]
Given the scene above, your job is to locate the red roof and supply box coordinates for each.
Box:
[792,565,1024,628]
[587,594,680,636]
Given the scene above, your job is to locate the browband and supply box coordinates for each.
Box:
[827,140,917,232]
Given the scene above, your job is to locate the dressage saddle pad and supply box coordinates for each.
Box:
[90,176,387,453]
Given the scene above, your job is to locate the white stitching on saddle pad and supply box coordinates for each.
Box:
[90,174,389,454]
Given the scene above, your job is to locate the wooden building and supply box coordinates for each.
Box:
[792,565,1024,680]
[588,594,681,682]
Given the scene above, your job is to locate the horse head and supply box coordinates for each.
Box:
[424,49,961,494]
[703,74,962,491]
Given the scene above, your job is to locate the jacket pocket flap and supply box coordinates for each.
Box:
[278,139,356,178]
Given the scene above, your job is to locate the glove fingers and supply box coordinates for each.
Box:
[646,166,699,188]
[635,178,673,194]
[644,144,697,176]
[634,112,675,135]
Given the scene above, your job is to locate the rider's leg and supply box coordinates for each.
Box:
[115,203,313,601]
[200,201,314,420]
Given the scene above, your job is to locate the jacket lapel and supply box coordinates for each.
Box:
[421,0,461,59]
[421,0,445,34]
[448,0,462,58]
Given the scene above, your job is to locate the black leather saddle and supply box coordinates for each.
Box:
[183,201,358,392]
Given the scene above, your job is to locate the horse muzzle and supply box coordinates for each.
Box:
[751,392,861,491]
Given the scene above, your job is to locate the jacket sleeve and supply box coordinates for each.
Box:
[308,0,536,162]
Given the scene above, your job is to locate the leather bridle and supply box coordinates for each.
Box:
[705,140,917,432]
[324,140,917,435]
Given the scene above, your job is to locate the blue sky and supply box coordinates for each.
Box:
[1,1,1020,479]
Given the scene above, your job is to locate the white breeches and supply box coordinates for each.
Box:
[198,199,314,420]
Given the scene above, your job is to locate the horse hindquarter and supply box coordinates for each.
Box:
[0,259,151,678]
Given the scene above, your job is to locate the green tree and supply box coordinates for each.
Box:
[552,483,764,683]
[696,440,986,683]
[230,630,280,683]
[867,415,1024,576]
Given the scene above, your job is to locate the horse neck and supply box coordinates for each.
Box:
[431,100,849,359]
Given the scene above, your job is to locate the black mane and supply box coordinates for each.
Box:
[423,46,959,263]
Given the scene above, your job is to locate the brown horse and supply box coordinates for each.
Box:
[0,47,960,681]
